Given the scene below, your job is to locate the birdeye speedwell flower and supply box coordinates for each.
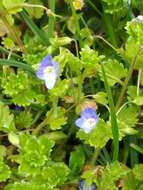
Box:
[79,180,96,190]
[75,107,99,133]
[36,55,59,89]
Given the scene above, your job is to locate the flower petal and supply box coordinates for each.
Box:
[53,61,59,78]
[80,108,98,119]
[36,55,53,79]
[44,72,57,89]
[75,117,85,128]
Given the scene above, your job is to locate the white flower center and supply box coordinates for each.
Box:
[44,66,54,75]
[85,118,96,128]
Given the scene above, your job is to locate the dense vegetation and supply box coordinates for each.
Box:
[0,0,143,189]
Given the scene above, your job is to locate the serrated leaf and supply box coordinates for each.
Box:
[98,59,127,86]
[118,105,138,127]
[8,132,19,146]
[98,161,130,190]
[2,0,25,14]
[117,105,138,138]
[46,107,67,130]
[127,86,143,106]
[133,164,143,181]
[0,102,16,133]
[26,0,44,19]
[0,145,6,161]
[15,111,32,129]
[18,134,55,175]
[49,79,70,98]
[93,92,108,105]
[0,162,11,182]
[50,37,72,47]
[77,119,112,148]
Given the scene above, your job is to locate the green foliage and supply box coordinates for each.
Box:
[26,0,44,19]
[15,111,33,129]
[98,59,127,86]
[46,107,67,130]
[0,162,11,182]
[18,134,55,175]
[2,0,25,14]
[92,92,108,105]
[117,105,138,138]
[96,161,130,190]
[77,119,112,148]
[69,146,85,176]
[0,102,15,133]
[127,85,143,105]
[80,46,101,77]
[0,1,143,189]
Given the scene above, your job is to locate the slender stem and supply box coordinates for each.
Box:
[19,10,49,46]
[0,59,34,74]
[91,148,101,166]
[85,0,102,16]
[130,143,143,155]
[116,49,140,110]
[129,136,138,167]
[1,15,26,53]
[101,64,119,161]
[94,35,118,53]
[137,69,142,96]
[0,46,22,60]
[102,3,117,47]
[69,0,83,48]
[47,0,56,40]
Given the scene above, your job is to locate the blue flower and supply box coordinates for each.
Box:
[36,55,59,89]
[75,107,99,133]
[79,180,96,190]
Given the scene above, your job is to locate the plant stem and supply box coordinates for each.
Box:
[85,0,102,16]
[69,0,83,48]
[47,0,56,40]
[91,148,101,166]
[0,59,34,74]
[129,136,139,167]
[1,15,26,53]
[116,50,140,110]
[19,10,49,46]
[137,69,142,96]
[101,64,119,161]
[101,2,117,47]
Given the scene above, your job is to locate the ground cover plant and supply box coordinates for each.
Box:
[0,0,143,189]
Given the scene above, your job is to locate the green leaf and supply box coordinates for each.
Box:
[50,37,72,47]
[0,145,6,162]
[0,162,11,182]
[127,86,143,106]
[133,164,143,181]
[2,37,15,49]
[46,107,67,130]
[98,161,130,190]
[93,92,108,105]
[98,59,127,86]
[49,79,70,98]
[0,102,16,133]
[117,105,138,138]
[69,146,85,175]
[2,0,25,14]
[80,46,100,76]
[77,119,112,149]
[26,0,44,19]
[8,132,19,146]
[5,182,57,190]
[18,134,55,175]
[15,111,32,129]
